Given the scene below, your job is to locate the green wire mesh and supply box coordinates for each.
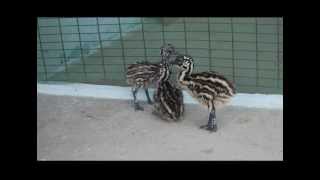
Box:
[37,17,283,94]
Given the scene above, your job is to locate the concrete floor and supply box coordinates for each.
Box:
[37,93,283,160]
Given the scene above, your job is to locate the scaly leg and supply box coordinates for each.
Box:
[144,88,153,104]
[200,106,218,132]
[132,87,144,111]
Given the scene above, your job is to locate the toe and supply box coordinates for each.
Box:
[134,105,144,111]
[200,124,208,129]
[137,107,144,111]
[208,126,218,132]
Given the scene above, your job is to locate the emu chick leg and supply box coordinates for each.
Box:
[200,107,218,132]
[144,88,153,104]
[132,87,144,111]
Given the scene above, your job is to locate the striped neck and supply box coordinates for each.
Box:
[178,63,193,84]
[158,63,170,84]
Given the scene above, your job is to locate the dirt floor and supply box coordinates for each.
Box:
[37,93,283,161]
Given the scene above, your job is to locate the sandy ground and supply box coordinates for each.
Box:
[37,93,283,161]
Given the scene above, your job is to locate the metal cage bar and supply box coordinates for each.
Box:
[37,21,48,81]
[118,17,127,80]
[37,17,283,94]
[230,18,235,83]
[75,17,87,82]
[57,18,69,80]
[255,18,259,86]
[96,17,107,81]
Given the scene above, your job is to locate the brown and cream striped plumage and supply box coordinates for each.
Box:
[126,61,161,88]
[125,44,178,111]
[173,55,236,132]
[184,71,236,108]
[153,63,184,121]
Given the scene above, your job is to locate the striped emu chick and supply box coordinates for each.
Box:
[153,62,184,121]
[126,44,177,111]
[172,55,236,132]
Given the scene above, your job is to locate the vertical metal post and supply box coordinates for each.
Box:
[96,17,107,81]
[161,17,165,45]
[37,20,48,81]
[183,17,188,54]
[118,17,127,80]
[76,17,87,82]
[255,18,259,86]
[141,17,147,61]
[277,17,281,88]
[58,18,69,80]
[208,17,212,71]
[231,18,235,82]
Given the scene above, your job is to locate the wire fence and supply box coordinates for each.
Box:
[37,17,283,94]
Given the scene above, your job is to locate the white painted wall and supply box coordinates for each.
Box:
[37,83,283,109]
